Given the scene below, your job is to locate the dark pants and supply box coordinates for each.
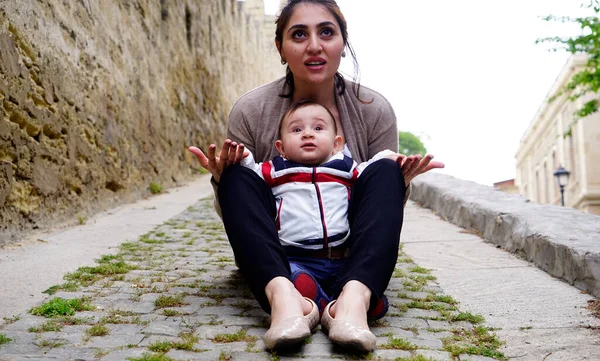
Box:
[218,159,406,313]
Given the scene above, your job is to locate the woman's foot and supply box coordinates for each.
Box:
[329,280,371,329]
[263,277,318,350]
[266,277,313,325]
[321,280,376,352]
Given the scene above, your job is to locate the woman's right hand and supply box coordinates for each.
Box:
[187,139,248,183]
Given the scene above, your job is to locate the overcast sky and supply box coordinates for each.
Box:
[262,0,589,186]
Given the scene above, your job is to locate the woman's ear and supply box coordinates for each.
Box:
[275,41,286,64]
[275,139,286,158]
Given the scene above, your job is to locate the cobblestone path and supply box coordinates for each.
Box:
[0,198,505,361]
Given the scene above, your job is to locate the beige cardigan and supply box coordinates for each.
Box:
[212,77,410,215]
[227,77,398,163]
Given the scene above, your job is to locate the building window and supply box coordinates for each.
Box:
[543,161,548,203]
[550,151,556,203]
[536,170,540,203]
[568,134,577,181]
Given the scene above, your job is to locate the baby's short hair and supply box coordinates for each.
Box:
[279,99,337,136]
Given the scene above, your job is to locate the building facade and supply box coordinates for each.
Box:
[515,55,600,214]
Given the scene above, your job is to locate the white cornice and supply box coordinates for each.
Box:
[516,54,589,161]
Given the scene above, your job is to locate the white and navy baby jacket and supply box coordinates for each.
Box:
[241,150,394,250]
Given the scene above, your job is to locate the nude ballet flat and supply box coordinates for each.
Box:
[263,297,320,350]
[320,300,377,352]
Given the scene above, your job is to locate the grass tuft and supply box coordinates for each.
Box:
[443,326,505,359]
[154,294,186,309]
[148,340,173,353]
[28,320,63,333]
[127,353,175,361]
[86,324,110,337]
[451,312,485,324]
[379,335,418,350]
[212,329,256,343]
[395,355,438,361]
[29,297,94,317]
[42,282,80,295]
[0,334,12,345]
[409,266,431,274]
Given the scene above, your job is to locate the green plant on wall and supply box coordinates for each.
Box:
[536,0,600,126]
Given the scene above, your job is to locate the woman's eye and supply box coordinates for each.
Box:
[321,28,334,37]
[292,30,306,39]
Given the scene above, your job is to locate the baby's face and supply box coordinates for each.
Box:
[277,104,339,166]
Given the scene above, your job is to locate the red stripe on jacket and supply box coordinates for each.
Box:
[263,171,355,188]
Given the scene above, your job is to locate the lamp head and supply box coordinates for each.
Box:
[553,165,570,187]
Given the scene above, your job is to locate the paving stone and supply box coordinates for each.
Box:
[373,349,412,359]
[36,331,81,346]
[164,349,215,360]
[0,197,507,360]
[406,335,443,349]
[0,331,37,345]
[0,343,42,356]
[195,325,243,339]
[427,319,454,330]
[306,331,329,344]
[2,317,45,332]
[417,349,454,360]
[298,342,335,357]
[0,356,59,361]
[459,355,499,361]
[417,329,454,340]
[43,347,97,360]
[107,301,155,314]
[141,319,186,337]
[99,348,147,361]
[106,324,144,335]
[387,317,429,329]
[85,333,145,348]
[371,327,414,338]
[404,308,443,319]
[137,334,177,347]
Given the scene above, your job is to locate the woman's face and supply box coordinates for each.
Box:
[278,3,345,86]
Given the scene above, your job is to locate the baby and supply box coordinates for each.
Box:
[241,99,396,315]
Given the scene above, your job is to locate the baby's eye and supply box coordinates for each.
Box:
[292,128,302,133]
[315,126,324,131]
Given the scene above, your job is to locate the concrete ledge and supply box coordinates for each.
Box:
[410,173,600,298]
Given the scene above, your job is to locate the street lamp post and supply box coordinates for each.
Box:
[553,165,571,206]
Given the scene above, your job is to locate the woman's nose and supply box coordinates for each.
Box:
[307,34,322,53]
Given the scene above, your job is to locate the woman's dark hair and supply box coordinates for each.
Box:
[275,0,370,103]
[279,99,337,136]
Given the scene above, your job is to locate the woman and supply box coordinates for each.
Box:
[189,0,444,352]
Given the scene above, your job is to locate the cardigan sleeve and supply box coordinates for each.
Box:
[212,97,259,219]
[226,98,256,155]
[368,97,399,159]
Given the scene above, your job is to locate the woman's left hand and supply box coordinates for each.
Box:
[392,154,445,187]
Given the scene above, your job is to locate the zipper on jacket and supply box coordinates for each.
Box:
[312,167,329,249]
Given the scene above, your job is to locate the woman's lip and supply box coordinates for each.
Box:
[305,64,326,71]
[305,57,326,64]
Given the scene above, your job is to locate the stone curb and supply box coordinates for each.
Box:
[410,173,600,298]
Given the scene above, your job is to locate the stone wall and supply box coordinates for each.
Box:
[0,0,283,245]
[410,172,600,298]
